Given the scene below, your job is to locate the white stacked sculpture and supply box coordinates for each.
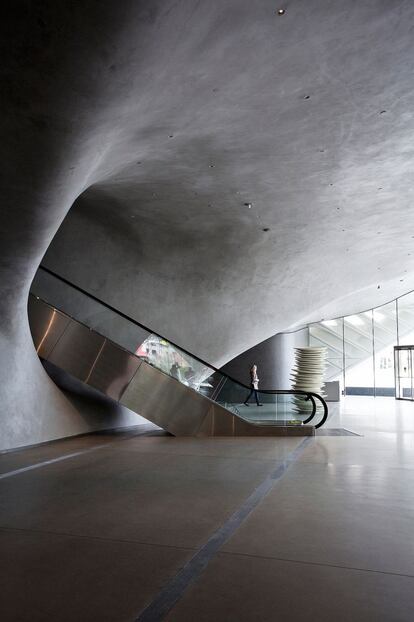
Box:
[291,347,327,415]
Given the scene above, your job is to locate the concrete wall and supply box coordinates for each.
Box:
[0,1,153,450]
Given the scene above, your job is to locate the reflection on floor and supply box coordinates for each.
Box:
[1,397,414,621]
[316,428,361,436]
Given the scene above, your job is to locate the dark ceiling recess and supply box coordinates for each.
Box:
[277,9,286,15]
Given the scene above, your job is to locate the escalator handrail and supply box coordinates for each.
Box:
[35,265,328,422]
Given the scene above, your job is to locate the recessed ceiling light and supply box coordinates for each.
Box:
[303,95,310,100]
[277,9,285,15]
[244,202,252,209]
[262,228,270,232]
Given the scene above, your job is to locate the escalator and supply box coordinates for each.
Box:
[29,267,328,436]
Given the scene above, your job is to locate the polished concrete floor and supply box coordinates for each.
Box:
[1,397,414,621]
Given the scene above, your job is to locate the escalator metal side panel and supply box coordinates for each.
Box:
[197,403,315,437]
[120,362,211,436]
[29,297,71,359]
[47,321,106,383]
[86,340,142,401]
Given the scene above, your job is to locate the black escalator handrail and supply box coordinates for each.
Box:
[302,392,328,428]
[36,265,328,422]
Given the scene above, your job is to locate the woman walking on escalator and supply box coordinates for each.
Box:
[243,364,263,406]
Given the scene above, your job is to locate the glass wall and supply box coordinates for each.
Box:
[397,291,414,345]
[344,311,374,395]
[374,301,398,396]
[309,318,344,394]
[308,289,414,398]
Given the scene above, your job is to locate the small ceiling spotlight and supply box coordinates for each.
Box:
[262,228,270,232]
[244,202,252,209]
[209,164,215,168]
[303,95,310,100]
[277,9,286,15]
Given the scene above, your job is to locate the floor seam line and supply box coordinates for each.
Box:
[217,550,414,579]
[0,525,196,553]
[104,450,296,464]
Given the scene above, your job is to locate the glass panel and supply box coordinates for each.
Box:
[397,348,413,399]
[344,310,374,396]
[394,348,400,399]
[397,290,414,345]
[214,381,309,425]
[135,333,213,391]
[309,318,344,395]
[373,301,397,397]
[31,269,149,352]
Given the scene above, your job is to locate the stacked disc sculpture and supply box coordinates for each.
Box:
[291,347,327,415]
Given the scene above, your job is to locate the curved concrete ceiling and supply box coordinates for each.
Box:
[5,1,414,373]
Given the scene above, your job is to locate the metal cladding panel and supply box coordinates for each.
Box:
[47,321,105,382]
[28,297,71,359]
[121,362,210,436]
[86,341,142,401]
[197,404,315,437]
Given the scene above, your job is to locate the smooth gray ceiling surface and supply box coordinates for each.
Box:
[4,1,414,373]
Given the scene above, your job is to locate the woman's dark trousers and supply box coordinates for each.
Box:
[244,388,259,405]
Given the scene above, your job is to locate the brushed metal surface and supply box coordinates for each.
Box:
[86,340,142,401]
[121,362,211,436]
[47,320,105,382]
[28,296,71,359]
